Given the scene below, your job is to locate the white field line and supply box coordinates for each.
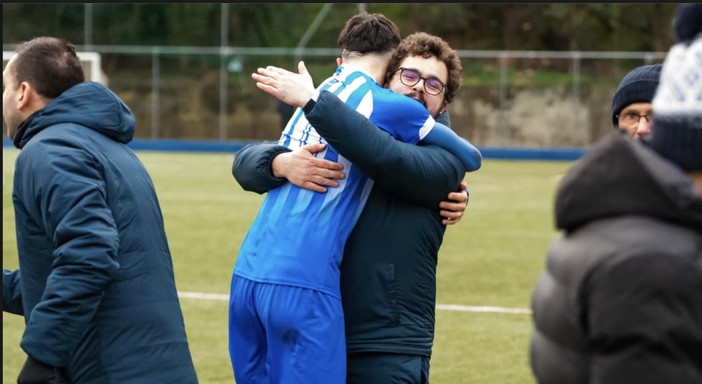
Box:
[178,291,532,315]
[435,304,531,315]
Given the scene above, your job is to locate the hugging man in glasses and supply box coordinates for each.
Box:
[611,64,662,140]
[233,17,480,384]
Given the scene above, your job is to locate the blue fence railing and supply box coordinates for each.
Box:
[3,137,585,161]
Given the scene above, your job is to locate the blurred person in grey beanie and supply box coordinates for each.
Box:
[529,3,702,384]
[610,64,662,139]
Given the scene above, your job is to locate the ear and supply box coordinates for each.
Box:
[438,100,448,116]
[16,81,33,110]
[336,57,342,66]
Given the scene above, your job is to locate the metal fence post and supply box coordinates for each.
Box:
[498,52,509,146]
[571,52,581,146]
[83,4,93,50]
[219,3,229,141]
[151,48,160,139]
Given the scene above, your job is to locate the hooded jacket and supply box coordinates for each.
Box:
[530,132,702,384]
[4,82,198,383]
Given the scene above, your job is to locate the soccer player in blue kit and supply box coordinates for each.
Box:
[228,13,482,384]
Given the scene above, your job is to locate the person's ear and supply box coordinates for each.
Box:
[336,57,342,66]
[16,82,32,110]
[438,100,448,116]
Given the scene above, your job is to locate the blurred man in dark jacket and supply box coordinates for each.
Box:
[2,36,198,384]
[530,4,702,383]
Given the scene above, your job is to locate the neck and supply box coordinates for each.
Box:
[342,52,391,84]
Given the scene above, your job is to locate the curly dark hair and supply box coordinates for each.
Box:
[385,32,462,104]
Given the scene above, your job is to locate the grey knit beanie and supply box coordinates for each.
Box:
[610,64,662,128]
[648,3,702,172]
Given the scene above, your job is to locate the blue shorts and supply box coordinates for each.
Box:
[228,274,346,384]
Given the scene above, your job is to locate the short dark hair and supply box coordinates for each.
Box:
[337,12,401,56]
[385,32,463,104]
[11,36,85,99]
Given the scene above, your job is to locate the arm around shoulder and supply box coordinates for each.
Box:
[304,91,465,207]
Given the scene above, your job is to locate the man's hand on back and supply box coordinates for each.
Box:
[272,143,345,193]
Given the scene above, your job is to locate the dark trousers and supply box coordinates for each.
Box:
[347,352,430,384]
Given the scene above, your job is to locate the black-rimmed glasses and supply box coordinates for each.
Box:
[616,112,654,126]
[396,67,446,96]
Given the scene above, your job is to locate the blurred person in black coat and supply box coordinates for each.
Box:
[529,4,702,383]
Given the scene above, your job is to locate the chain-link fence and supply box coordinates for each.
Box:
[3,46,667,148]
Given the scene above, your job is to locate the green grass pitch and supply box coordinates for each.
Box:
[3,147,573,383]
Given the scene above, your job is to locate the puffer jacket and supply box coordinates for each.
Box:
[4,81,198,383]
[530,132,702,384]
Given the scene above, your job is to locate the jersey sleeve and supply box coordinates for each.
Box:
[366,88,435,145]
[368,89,481,172]
[422,122,482,172]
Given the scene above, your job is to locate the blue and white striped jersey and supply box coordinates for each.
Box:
[234,64,435,298]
